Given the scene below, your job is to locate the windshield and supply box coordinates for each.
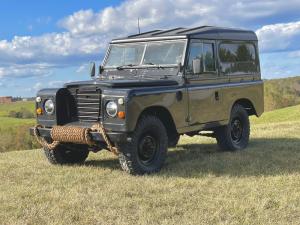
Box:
[104,40,186,68]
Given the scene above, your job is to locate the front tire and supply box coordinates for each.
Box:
[44,144,89,165]
[215,104,250,151]
[168,132,180,147]
[118,115,168,175]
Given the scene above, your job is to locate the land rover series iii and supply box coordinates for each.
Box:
[30,26,264,175]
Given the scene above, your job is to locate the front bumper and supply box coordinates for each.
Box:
[29,127,128,143]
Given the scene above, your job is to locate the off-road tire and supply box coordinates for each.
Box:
[215,104,250,151]
[118,115,168,175]
[44,144,89,164]
[168,133,180,147]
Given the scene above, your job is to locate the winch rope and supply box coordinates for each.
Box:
[33,123,119,155]
[33,125,60,150]
[50,126,93,146]
[91,124,119,155]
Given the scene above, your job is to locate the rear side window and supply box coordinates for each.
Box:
[186,41,216,75]
[219,43,257,75]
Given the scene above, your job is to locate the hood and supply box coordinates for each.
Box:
[65,78,179,88]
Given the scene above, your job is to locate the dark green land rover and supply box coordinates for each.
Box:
[30,26,264,175]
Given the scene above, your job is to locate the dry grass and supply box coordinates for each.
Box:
[0,107,300,224]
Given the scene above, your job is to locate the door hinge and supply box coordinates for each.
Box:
[185,116,191,123]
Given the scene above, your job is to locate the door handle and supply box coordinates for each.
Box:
[215,91,219,101]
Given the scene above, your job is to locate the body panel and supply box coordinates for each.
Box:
[33,26,264,142]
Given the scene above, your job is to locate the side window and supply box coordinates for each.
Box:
[186,41,216,75]
[186,42,202,74]
[219,43,257,75]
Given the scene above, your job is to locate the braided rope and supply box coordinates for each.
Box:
[33,125,59,150]
[91,124,119,155]
[51,126,93,146]
[33,124,119,155]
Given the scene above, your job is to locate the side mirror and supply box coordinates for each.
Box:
[99,65,104,75]
[192,58,201,74]
[90,62,96,77]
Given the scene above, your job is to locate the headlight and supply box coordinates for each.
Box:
[44,99,55,115]
[106,101,118,117]
[36,96,42,103]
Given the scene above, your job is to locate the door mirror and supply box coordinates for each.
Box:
[90,62,96,77]
[192,58,201,74]
[99,65,104,75]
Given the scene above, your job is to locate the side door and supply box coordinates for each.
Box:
[185,39,227,126]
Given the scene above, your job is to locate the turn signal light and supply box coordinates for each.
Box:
[118,111,125,119]
[36,108,43,115]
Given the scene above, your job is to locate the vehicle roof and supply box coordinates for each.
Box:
[111,26,258,43]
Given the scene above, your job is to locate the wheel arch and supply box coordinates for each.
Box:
[232,98,257,116]
[137,106,178,137]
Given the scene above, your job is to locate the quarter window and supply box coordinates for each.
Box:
[219,43,257,75]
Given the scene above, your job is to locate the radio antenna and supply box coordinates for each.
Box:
[138,17,141,34]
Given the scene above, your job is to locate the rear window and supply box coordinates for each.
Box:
[219,42,258,75]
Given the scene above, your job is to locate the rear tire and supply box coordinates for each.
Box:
[117,115,168,175]
[44,144,89,165]
[215,104,250,151]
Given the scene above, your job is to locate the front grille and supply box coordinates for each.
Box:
[74,87,101,122]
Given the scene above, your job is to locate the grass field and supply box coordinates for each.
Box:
[0,101,34,117]
[0,105,300,224]
[0,101,37,152]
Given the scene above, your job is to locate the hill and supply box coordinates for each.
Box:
[0,101,37,152]
[264,76,300,111]
[0,104,300,224]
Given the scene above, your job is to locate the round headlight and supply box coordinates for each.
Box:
[44,99,55,115]
[106,101,118,117]
[36,96,42,103]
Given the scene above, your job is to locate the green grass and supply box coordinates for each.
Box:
[0,101,35,117]
[0,116,34,128]
[264,76,300,111]
[0,102,36,152]
[0,106,300,224]
[251,104,300,124]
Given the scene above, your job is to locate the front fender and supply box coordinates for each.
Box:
[125,87,188,132]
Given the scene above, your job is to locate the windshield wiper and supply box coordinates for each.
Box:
[116,64,137,70]
[143,62,164,69]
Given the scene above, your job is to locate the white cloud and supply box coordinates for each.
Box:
[0,64,53,79]
[33,82,43,91]
[76,63,89,73]
[0,0,300,82]
[25,80,65,93]
[256,21,300,52]
[0,32,107,65]
[289,50,300,58]
[48,80,65,87]
[59,0,300,37]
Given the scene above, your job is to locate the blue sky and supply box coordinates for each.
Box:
[0,0,300,97]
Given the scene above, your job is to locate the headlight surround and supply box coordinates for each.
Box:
[44,99,55,115]
[106,101,118,117]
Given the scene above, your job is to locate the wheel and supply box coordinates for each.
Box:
[118,115,168,175]
[168,132,180,147]
[215,104,250,151]
[44,144,89,164]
